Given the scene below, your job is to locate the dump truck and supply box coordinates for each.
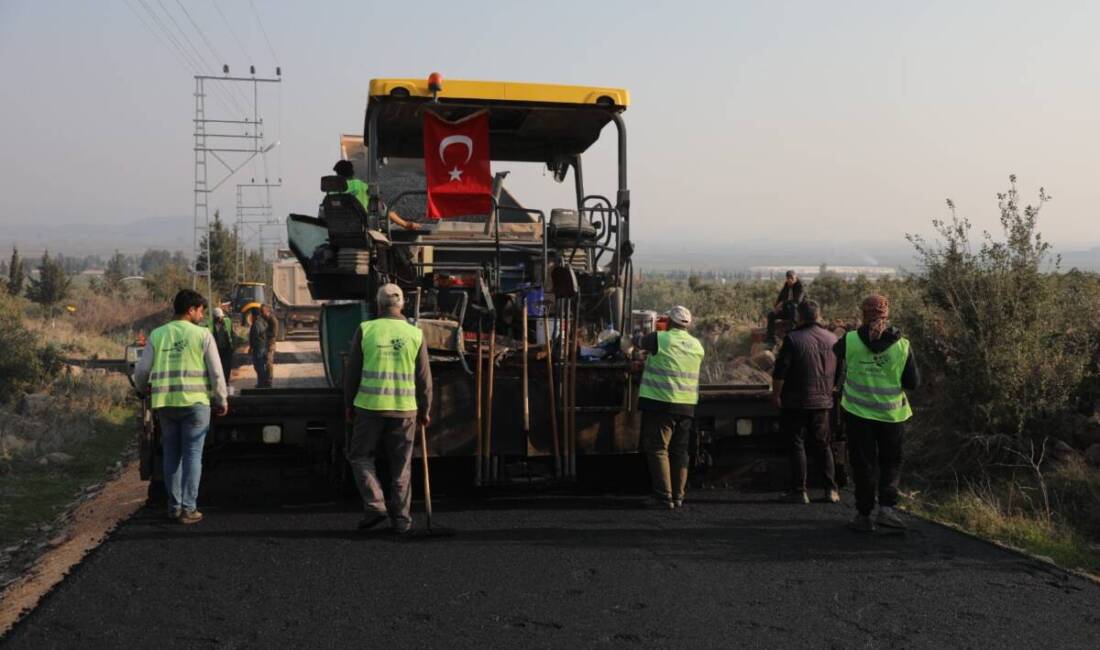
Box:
[137,74,792,493]
[271,252,322,340]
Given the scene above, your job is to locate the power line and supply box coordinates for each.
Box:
[174,0,254,110]
[128,0,238,117]
[213,0,252,64]
[156,0,248,115]
[135,0,241,116]
[248,0,280,65]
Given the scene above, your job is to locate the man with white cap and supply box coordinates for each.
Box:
[209,306,235,381]
[343,284,433,533]
[637,305,705,508]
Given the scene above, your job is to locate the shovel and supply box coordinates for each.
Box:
[410,422,455,539]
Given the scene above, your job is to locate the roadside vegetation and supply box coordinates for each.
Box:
[0,277,169,557]
[635,176,1100,573]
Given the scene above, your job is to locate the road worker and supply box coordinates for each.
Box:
[132,289,228,525]
[771,300,840,504]
[343,283,432,534]
[637,305,705,509]
[835,294,920,532]
[210,306,235,378]
[330,160,420,231]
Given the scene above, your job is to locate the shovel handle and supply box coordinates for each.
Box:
[419,423,433,523]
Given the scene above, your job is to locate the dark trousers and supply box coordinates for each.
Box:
[766,302,798,341]
[846,412,904,516]
[346,411,417,529]
[641,411,693,502]
[780,409,837,492]
[252,348,272,387]
[218,350,233,380]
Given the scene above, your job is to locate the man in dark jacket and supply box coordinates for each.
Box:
[835,294,920,532]
[248,307,273,388]
[772,300,839,504]
[766,270,805,344]
[210,307,235,379]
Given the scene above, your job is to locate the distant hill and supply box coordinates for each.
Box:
[632,240,1100,274]
[0,216,193,256]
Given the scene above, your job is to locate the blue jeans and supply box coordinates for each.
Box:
[158,405,211,512]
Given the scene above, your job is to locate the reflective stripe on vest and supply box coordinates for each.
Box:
[638,329,705,405]
[353,318,423,412]
[840,330,913,423]
[149,320,211,409]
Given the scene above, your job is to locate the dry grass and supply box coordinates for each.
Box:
[904,469,1100,573]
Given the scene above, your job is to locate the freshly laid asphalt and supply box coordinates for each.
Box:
[4,469,1100,649]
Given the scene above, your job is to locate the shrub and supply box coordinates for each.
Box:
[906,177,1095,466]
[0,292,56,400]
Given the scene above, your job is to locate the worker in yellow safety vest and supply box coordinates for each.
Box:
[133,289,228,525]
[343,283,432,534]
[637,305,705,509]
[331,160,421,231]
[835,294,920,533]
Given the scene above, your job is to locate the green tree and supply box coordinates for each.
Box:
[144,260,191,303]
[195,211,239,299]
[103,250,128,293]
[7,246,25,296]
[140,249,173,274]
[26,250,72,307]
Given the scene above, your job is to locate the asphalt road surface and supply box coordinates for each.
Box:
[5,476,1100,648]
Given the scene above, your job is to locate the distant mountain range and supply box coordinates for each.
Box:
[0,216,195,257]
[632,240,1100,274]
[2,220,1099,273]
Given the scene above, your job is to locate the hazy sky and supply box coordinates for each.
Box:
[1,0,1097,253]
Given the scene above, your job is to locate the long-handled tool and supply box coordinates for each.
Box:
[485,322,497,481]
[542,304,561,477]
[475,317,483,486]
[412,422,455,539]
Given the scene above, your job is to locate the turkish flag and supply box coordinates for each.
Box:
[423,110,492,219]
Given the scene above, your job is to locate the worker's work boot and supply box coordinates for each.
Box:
[357,513,387,532]
[178,510,204,525]
[875,506,907,530]
[848,514,875,533]
[644,495,675,510]
[166,507,182,521]
[825,489,841,504]
[782,490,810,504]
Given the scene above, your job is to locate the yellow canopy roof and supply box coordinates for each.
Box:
[368,78,628,108]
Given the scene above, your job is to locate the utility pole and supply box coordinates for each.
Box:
[234,181,281,282]
[192,66,281,309]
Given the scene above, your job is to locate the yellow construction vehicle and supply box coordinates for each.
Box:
[229,281,266,325]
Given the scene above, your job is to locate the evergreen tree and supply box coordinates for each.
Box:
[7,246,25,296]
[27,250,72,306]
[104,250,128,289]
[195,211,238,299]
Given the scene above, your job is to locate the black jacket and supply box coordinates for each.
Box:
[775,281,804,306]
[833,325,920,391]
[773,323,838,410]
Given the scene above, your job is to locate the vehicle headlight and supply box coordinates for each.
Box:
[262,425,282,444]
[735,419,753,436]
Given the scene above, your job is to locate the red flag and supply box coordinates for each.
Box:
[423,110,492,219]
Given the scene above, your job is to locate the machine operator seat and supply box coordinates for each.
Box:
[318,175,377,249]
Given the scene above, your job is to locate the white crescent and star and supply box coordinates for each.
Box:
[439,135,473,182]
